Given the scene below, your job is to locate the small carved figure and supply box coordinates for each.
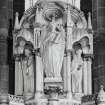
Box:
[22,43,34,99]
[71,42,83,93]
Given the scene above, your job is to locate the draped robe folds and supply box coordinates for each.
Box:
[15,28,34,97]
[15,56,34,98]
[71,51,83,93]
[40,25,65,80]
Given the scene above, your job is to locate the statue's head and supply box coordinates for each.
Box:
[73,42,82,55]
[24,42,33,57]
[79,36,90,48]
[56,18,64,32]
[16,36,26,47]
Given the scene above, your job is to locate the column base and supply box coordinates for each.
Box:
[0,95,9,105]
[35,91,44,100]
[67,92,72,99]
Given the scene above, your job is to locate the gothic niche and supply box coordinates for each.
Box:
[13,0,93,105]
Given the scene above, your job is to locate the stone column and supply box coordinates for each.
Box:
[66,2,73,99]
[87,56,92,95]
[35,51,44,99]
[63,54,67,92]
[83,57,88,95]
[66,50,72,99]
[83,54,92,95]
[33,27,44,100]
[0,0,9,105]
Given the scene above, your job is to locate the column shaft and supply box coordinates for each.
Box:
[63,55,67,92]
[83,59,88,95]
[66,51,72,98]
[87,58,92,95]
[0,0,9,104]
[35,53,44,99]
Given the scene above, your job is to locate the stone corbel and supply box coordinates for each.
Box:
[14,12,26,30]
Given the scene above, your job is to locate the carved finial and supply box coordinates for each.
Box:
[14,12,26,30]
[100,85,104,90]
[81,12,87,29]
[35,7,39,23]
[88,12,92,29]
[14,12,20,30]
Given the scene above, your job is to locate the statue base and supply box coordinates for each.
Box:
[44,77,62,83]
[44,77,63,91]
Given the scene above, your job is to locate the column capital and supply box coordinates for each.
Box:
[65,49,72,56]
[83,53,94,61]
[32,48,41,56]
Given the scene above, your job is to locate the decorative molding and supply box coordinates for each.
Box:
[9,94,24,104]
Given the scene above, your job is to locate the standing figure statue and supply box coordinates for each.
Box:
[14,12,35,98]
[22,43,34,100]
[40,18,65,81]
[71,42,83,93]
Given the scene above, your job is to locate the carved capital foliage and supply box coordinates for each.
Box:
[87,29,93,34]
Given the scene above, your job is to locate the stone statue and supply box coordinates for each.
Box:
[15,41,34,99]
[14,12,35,97]
[22,43,34,99]
[71,42,83,93]
[40,18,65,81]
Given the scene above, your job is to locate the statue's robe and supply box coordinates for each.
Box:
[15,56,34,98]
[71,51,83,93]
[15,29,34,97]
[40,25,65,80]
